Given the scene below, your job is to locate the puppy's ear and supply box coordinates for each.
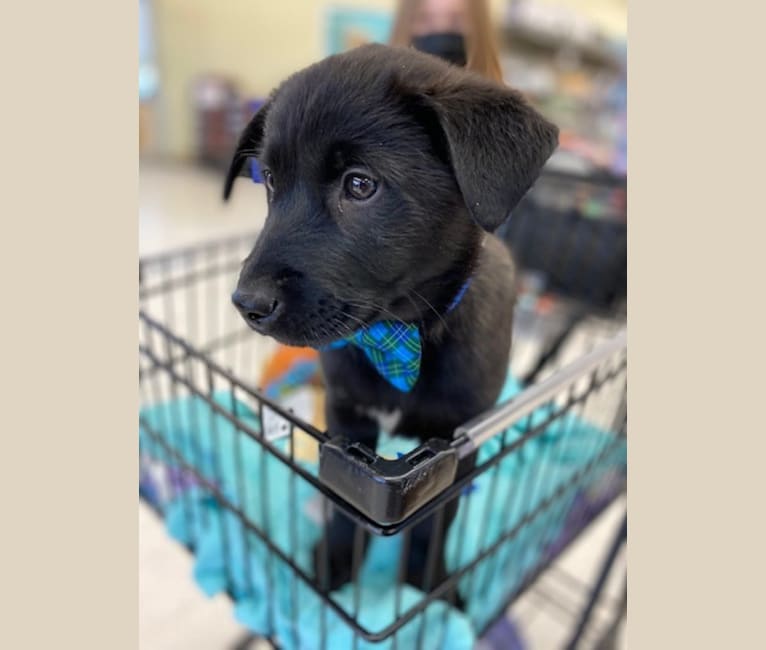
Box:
[223,100,271,201]
[419,78,558,231]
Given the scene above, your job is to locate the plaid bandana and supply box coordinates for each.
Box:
[323,279,471,392]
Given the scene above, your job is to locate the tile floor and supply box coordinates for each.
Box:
[138,160,627,649]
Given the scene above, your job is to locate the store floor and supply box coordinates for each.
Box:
[139,160,626,650]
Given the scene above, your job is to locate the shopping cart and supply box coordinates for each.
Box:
[139,171,627,649]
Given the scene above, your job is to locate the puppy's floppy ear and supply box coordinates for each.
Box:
[419,77,559,231]
[223,100,271,201]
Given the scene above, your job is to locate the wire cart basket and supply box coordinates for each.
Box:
[139,169,627,649]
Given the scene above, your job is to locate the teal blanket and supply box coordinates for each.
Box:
[139,374,624,648]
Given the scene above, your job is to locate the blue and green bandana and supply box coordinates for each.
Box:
[324,279,472,392]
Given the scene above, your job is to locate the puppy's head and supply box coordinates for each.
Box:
[225,44,557,347]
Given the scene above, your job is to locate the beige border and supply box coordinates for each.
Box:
[630,1,764,648]
[3,1,136,648]
[5,0,764,647]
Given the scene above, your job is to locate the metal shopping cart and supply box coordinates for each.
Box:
[139,169,627,650]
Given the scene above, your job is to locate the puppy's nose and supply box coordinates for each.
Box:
[232,284,282,326]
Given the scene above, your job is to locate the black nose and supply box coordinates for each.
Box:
[232,284,282,325]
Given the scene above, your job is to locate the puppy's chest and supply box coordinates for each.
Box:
[331,358,408,432]
[353,404,403,435]
[320,347,415,429]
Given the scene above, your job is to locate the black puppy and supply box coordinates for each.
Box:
[224,44,558,594]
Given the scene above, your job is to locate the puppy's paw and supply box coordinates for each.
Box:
[312,540,354,592]
[406,558,466,612]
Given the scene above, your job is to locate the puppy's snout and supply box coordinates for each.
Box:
[232,283,282,328]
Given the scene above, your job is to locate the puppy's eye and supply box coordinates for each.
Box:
[263,169,275,193]
[344,174,377,201]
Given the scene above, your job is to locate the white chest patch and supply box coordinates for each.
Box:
[354,405,402,434]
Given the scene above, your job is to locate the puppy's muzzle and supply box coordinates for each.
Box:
[232,281,283,331]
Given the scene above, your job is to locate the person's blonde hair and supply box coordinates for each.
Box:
[389,0,504,83]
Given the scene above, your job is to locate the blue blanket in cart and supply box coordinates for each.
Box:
[139,373,625,649]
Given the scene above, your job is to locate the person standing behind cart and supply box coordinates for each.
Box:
[389,0,505,83]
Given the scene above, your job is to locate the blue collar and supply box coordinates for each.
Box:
[446,278,472,313]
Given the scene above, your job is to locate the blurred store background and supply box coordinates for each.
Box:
[140,0,625,177]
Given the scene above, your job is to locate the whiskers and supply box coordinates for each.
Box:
[342,298,409,330]
[337,309,367,330]
[406,288,449,332]
[338,290,449,335]
[325,315,355,341]
[298,291,450,348]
